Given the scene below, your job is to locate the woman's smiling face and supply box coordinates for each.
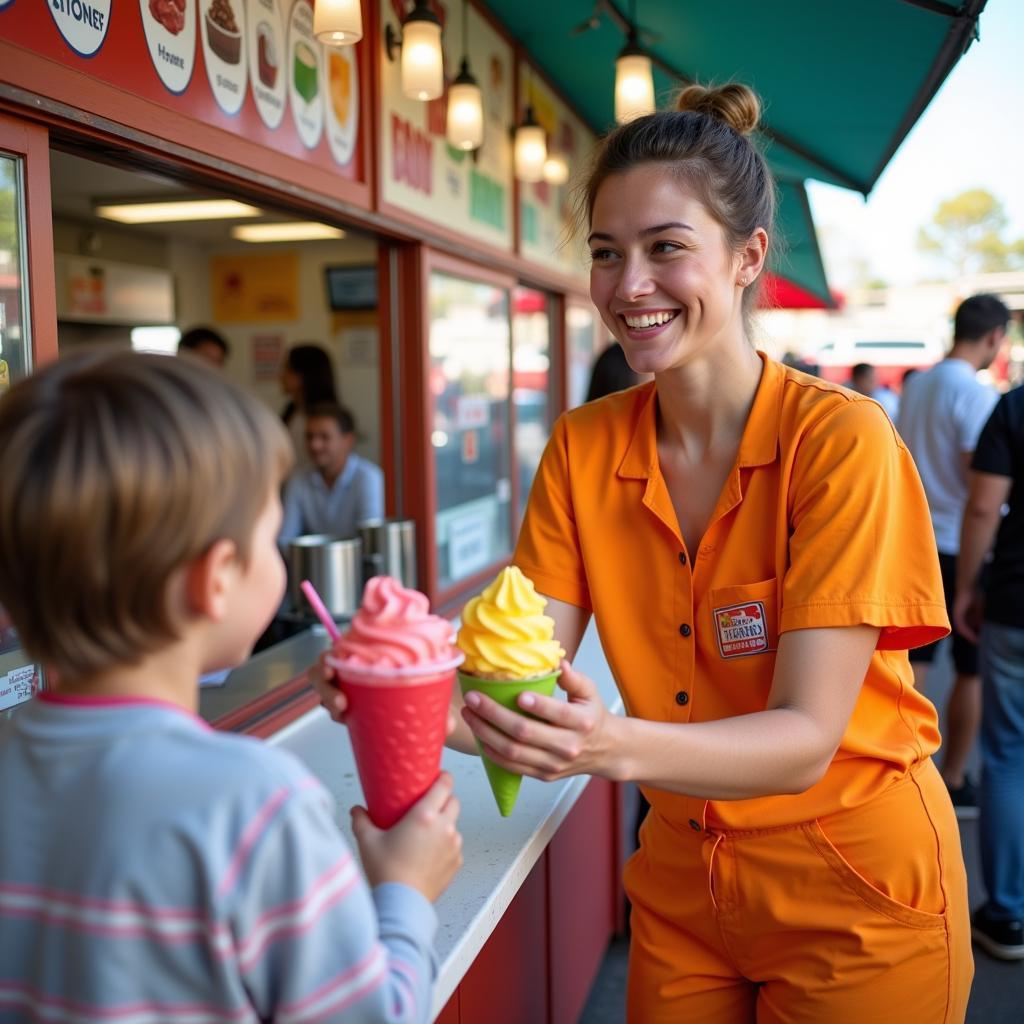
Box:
[588,164,748,375]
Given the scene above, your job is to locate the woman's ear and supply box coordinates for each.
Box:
[737,227,769,286]
[184,539,239,622]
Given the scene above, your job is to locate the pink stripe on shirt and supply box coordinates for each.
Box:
[37,692,210,728]
[278,944,385,1018]
[0,981,254,1021]
[216,786,291,898]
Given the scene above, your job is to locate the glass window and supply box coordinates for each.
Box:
[0,151,41,717]
[430,271,512,593]
[566,301,603,408]
[0,155,30,391]
[512,287,553,525]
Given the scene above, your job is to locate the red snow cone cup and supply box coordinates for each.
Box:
[325,652,463,829]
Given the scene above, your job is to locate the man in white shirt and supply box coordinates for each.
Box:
[896,293,1009,815]
[279,403,384,546]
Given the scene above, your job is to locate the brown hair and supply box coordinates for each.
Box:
[0,348,293,681]
[576,82,776,317]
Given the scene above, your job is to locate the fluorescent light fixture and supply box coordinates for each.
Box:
[231,222,347,242]
[96,199,262,224]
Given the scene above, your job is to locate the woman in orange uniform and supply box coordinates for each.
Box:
[459,84,973,1023]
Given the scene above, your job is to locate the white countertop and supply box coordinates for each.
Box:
[267,620,621,1020]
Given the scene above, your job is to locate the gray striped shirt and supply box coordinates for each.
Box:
[0,694,437,1022]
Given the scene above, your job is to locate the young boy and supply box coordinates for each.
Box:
[0,349,462,1022]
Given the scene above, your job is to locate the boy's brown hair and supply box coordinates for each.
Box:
[0,348,293,681]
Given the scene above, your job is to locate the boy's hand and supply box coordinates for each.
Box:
[351,773,463,903]
[310,651,349,723]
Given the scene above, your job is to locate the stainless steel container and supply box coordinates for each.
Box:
[288,534,363,620]
[358,518,417,589]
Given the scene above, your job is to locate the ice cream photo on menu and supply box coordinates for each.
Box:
[456,566,564,815]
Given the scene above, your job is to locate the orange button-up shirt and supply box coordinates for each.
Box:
[515,355,948,829]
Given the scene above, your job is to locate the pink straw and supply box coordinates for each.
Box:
[300,580,342,642]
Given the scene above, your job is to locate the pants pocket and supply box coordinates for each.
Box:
[804,814,946,930]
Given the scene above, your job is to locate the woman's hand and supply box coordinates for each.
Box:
[459,659,622,782]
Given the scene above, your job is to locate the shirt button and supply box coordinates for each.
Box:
[675,690,689,706]
[689,819,702,832]
[678,552,687,565]
[679,623,691,637]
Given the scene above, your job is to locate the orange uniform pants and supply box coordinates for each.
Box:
[624,759,972,1023]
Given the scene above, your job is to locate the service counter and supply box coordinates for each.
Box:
[203,621,626,1023]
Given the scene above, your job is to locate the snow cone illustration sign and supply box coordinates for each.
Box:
[713,601,771,659]
[247,0,286,129]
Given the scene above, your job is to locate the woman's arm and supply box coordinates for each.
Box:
[461,624,878,800]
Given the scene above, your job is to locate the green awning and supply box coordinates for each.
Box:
[775,180,831,307]
[486,0,987,303]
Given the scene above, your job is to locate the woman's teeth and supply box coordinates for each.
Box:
[623,311,676,329]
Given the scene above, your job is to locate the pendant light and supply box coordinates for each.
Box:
[614,3,654,123]
[385,0,445,102]
[514,65,547,183]
[446,0,484,151]
[542,152,569,186]
[313,0,363,45]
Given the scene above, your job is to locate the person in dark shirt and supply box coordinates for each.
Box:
[584,342,641,403]
[955,383,1024,960]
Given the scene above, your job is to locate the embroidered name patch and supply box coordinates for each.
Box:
[714,601,770,659]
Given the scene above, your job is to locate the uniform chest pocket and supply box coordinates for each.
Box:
[708,578,779,660]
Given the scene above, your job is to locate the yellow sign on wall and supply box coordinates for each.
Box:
[212,252,300,322]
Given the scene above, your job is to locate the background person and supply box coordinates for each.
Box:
[279,402,384,546]
[896,293,1009,815]
[280,343,339,472]
[954,383,1024,960]
[850,361,899,419]
[177,325,230,369]
[585,341,642,402]
[0,349,461,1022]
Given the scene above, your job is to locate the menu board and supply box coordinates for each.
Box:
[379,0,513,252]
[0,0,364,181]
[517,64,594,279]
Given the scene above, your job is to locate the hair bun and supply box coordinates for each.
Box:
[674,83,761,136]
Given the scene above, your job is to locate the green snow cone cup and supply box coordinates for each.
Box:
[458,669,560,816]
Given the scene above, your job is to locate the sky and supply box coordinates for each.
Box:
[807,0,1024,291]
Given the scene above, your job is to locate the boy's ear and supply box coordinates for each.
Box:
[185,539,239,621]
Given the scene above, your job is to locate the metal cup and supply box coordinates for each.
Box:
[288,534,363,620]
[357,518,416,589]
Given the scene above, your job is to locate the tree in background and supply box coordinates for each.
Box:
[917,188,1024,276]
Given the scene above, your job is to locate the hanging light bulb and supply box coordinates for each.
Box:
[447,60,484,150]
[543,152,569,186]
[313,0,363,45]
[399,0,444,101]
[446,0,483,151]
[514,106,547,183]
[615,36,655,124]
